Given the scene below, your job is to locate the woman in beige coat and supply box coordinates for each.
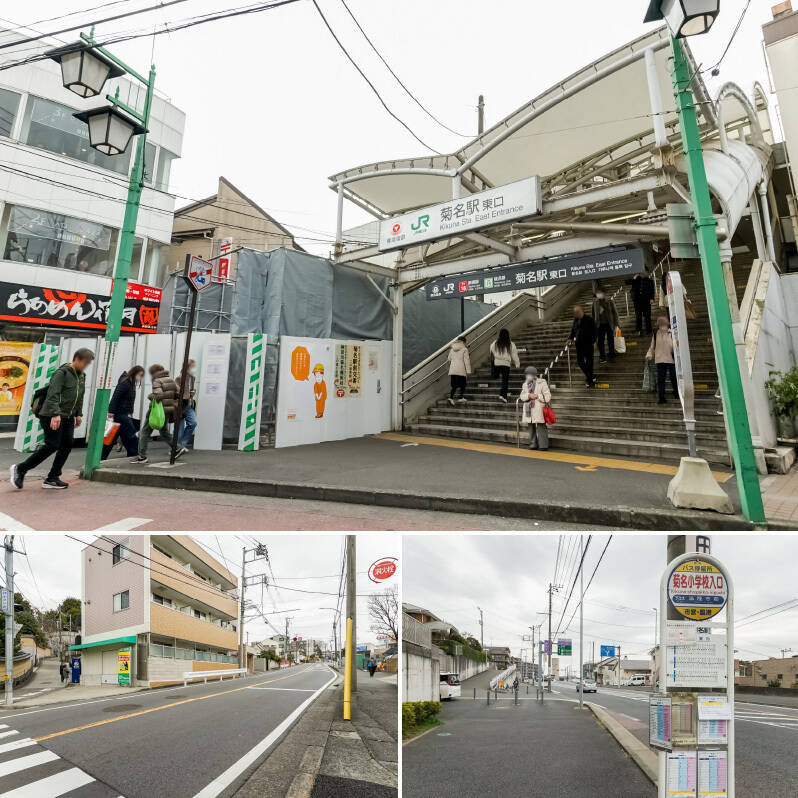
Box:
[519,366,552,450]
[646,316,678,405]
[447,336,472,406]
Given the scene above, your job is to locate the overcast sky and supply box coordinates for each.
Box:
[404,534,798,667]
[12,533,399,649]
[3,0,782,255]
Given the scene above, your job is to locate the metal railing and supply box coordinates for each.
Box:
[402,613,432,648]
[183,668,246,686]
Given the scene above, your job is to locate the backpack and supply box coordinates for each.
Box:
[30,384,51,418]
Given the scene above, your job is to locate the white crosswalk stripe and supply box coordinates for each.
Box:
[0,727,122,797]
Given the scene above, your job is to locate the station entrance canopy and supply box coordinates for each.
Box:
[329,26,772,286]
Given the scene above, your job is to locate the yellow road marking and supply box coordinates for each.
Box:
[576,465,598,472]
[34,670,305,742]
[376,432,734,483]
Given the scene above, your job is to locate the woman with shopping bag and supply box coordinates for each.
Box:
[101,366,144,460]
[519,366,553,451]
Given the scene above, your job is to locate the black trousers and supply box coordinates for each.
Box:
[496,366,510,398]
[18,416,75,480]
[657,363,678,400]
[596,323,616,360]
[634,301,652,334]
[576,348,594,384]
[450,375,467,399]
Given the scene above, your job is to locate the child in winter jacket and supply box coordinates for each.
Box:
[447,337,472,406]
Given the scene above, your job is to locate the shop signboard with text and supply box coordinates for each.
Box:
[378,177,542,252]
[0,342,34,416]
[0,280,161,334]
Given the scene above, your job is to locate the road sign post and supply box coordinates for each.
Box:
[656,553,734,798]
[170,255,212,465]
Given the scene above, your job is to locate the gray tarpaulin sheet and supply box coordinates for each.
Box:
[218,248,492,441]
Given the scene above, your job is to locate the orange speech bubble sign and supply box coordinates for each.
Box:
[291,346,311,381]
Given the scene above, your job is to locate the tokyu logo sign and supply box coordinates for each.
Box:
[667,558,727,621]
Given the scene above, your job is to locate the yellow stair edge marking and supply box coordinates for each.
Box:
[376,433,733,484]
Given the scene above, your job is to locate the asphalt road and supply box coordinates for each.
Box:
[0,664,336,797]
[555,681,798,798]
[403,671,654,798]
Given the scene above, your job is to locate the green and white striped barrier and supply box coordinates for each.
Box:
[238,333,266,451]
[14,344,61,453]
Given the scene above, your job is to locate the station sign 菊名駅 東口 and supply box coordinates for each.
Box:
[667,557,728,621]
[378,177,542,252]
[0,279,161,334]
[425,247,645,300]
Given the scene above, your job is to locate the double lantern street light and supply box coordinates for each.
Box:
[643,0,765,524]
[46,29,156,477]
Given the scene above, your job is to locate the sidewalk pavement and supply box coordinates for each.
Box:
[88,433,755,531]
[761,468,798,525]
[236,671,397,798]
[0,681,147,710]
[403,684,654,798]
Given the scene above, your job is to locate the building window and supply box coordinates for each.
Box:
[152,593,172,608]
[193,609,206,621]
[144,141,156,186]
[761,674,768,681]
[155,148,175,192]
[0,88,21,139]
[113,590,130,612]
[22,95,132,175]
[777,673,783,680]
[3,204,118,275]
[112,541,130,565]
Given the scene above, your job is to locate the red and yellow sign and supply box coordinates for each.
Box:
[0,342,33,416]
[291,346,311,382]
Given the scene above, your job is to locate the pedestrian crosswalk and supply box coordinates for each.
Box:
[0,725,120,797]
[735,708,798,731]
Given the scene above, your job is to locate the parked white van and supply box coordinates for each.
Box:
[439,672,461,700]
[627,674,647,686]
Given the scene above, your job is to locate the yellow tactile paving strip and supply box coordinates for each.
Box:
[376,432,734,484]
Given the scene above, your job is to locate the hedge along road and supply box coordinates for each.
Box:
[0,664,336,798]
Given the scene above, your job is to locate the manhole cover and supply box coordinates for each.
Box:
[102,704,142,713]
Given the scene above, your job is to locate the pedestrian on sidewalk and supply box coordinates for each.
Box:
[592,289,620,364]
[520,366,552,451]
[626,270,655,335]
[568,306,597,388]
[447,337,471,406]
[133,365,183,464]
[490,328,520,403]
[177,359,198,448]
[101,366,144,461]
[646,316,678,405]
[60,660,69,684]
[10,347,94,491]
[368,656,377,678]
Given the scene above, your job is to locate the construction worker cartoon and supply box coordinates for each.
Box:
[312,364,327,418]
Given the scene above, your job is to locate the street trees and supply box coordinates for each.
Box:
[368,585,398,643]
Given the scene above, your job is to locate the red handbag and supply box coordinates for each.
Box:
[542,404,556,425]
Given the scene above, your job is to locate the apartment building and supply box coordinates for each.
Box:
[736,655,798,688]
[73,534,238,687]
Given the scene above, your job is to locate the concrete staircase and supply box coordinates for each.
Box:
[407,263,734,465]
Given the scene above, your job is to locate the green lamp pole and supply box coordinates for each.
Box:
[70,31,155,477]
[668,35,765,524]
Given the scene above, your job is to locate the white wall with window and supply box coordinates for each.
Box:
[0,47,185,316]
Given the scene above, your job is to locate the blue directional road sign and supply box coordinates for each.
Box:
[600,645,616,658]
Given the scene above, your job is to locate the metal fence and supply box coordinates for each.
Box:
[402,613,432,648]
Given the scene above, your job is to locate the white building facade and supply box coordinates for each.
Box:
[0,40,185,344]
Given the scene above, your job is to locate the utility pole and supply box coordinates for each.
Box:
[4,536,14,707]
[346,535,357,694]
[547,583,555,692]
[478,607,484,651]
[781,648,793,659]
[579,536,584,708]
[238,543,269,670]
[284,617,291,662]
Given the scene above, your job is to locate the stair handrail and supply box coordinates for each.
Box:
[542,338,573,387]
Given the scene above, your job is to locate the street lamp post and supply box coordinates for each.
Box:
[644,2,765,525]
[48,30,155,478]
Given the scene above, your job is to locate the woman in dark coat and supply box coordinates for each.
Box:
[101,366,144,460]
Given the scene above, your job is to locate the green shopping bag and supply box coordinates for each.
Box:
[148,399,166,429]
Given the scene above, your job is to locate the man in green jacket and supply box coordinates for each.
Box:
[10,347,94,490]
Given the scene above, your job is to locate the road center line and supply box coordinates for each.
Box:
[33,668,317,742]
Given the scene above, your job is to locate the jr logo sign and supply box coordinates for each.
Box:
[411,214,430,232]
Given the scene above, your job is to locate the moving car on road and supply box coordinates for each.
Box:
[439,672,461,700]
[581,678,597,693]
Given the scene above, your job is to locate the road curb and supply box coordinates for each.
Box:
[587,701,658,786]
[90,467,756,530]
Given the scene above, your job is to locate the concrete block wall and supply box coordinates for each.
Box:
[403,650,439,703]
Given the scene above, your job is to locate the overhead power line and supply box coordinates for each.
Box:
[310,0,440,154]
[336,0,469,138]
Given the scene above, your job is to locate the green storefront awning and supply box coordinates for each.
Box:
[68,635,136,652]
